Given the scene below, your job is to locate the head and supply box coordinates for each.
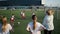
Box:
[12,14,14,16]
[23,10,25,13]
[12,14,14,17]
[46,9,54,15]
[32,15,37,23]
[2,16,7,25]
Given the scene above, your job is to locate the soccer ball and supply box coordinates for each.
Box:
[18,22,20,24]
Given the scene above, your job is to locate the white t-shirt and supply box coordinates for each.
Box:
[21,12,25,16]
[22,13,25,16]
[2,24,12,34]
[27,22,45,34]
[21,12,23,15]
[43,15,54,31]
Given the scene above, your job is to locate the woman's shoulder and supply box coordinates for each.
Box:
[36,22,43,27]
[36,22,42,25]
[28,22,33,25]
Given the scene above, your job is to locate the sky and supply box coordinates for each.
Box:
[42,0,60,7]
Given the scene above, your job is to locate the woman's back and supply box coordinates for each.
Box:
[2,23,12,34]
[28,22,44,34]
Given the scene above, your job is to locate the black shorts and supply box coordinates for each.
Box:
[44,29,53,34]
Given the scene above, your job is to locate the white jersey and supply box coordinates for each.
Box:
[43,15,54,31]
[21,12,23,15]
[22,13,25,16]
[11,15,15,21]
[12,15,14,18]
[21,12,25,16]
[27,22,45,34]
[2,24,12,34]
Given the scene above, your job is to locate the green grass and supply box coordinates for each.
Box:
[0,9,60,34]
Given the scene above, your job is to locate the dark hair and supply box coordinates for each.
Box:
[2,16,6,18]
[12,14,14,15]
[32,15,36,20]
[46,10,50,15]
[2,16,7,25]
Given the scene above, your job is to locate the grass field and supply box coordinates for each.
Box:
[0,9,60,34]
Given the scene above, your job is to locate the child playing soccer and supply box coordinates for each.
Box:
[20,10,25,19]
[10,14,15,26]
[10,14,15,32]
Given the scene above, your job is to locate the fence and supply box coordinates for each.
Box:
[0,6,60,19]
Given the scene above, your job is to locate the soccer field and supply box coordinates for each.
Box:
[0,9,60,34]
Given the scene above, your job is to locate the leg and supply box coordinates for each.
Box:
[48,30,52,34]
[44,29,48,34]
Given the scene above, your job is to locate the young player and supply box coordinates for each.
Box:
[43,9,54,34]
[26,15,46,34]
[10,14,15,26]
[20,10,25,19]
[10,14,15,32]
[2,16,12,34]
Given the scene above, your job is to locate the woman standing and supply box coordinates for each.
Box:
[26,15,46,34]
[2,16,12,34]
[43,9,54,34]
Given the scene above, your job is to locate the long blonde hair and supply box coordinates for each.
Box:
[2,16,7,32]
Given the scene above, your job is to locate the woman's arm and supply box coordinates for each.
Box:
[39,24,46,31]
[26,25,30,32]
